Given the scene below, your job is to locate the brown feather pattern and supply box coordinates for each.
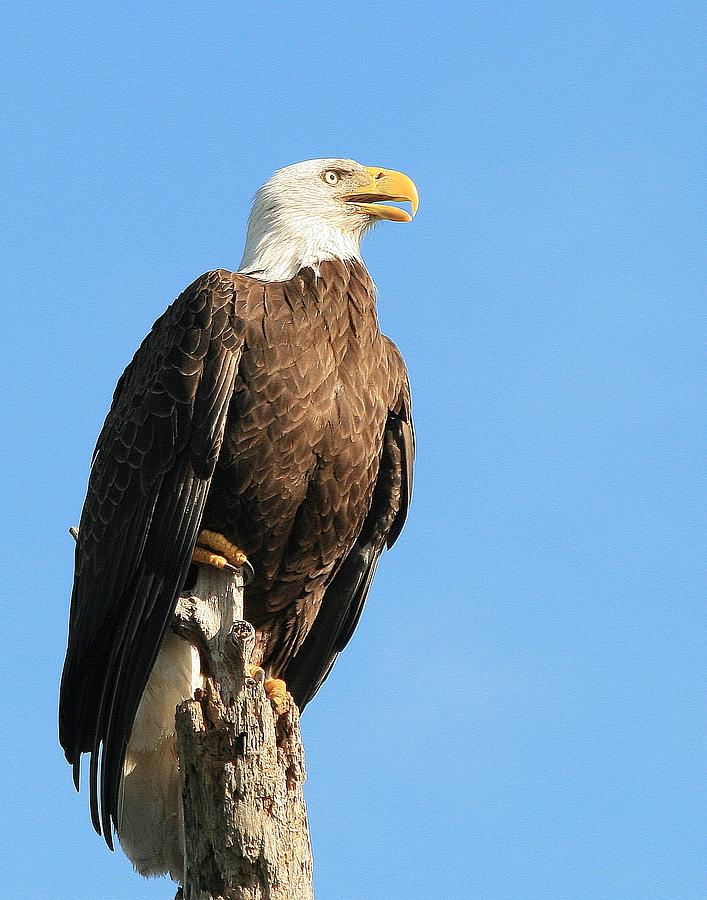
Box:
[59,258,414,844]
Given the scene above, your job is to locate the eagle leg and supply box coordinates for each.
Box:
[247,665,290,713]
[192,529,255,583]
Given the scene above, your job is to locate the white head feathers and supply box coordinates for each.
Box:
[238,158,419,282]
[238,159,374,282]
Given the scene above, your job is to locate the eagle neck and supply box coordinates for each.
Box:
[238,219,366,283]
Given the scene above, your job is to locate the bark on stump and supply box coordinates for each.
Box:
[173,566,314,900]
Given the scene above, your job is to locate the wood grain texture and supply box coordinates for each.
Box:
[175,566,313,900]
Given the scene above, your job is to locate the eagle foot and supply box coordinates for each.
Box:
[247,666,290,713]
[264,677,290,714]
[193,529,255,583]
[247,664,266,684]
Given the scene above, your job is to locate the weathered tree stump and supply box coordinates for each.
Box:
[173,566,314,900]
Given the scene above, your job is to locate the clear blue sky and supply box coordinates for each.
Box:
[1,2,704,898]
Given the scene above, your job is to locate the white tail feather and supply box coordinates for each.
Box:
[117,632,203,880]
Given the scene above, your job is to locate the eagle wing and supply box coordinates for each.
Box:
[59,270,246,845]
[283,367,414,709]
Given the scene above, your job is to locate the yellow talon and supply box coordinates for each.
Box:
[191,546,230,569]
[192,529,254,582]
[198,529,248,567]
[246,668,289,712]
[264,677,289,712]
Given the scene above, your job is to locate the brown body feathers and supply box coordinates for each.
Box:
[59,258,414,843]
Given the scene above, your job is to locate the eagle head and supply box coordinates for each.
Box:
[238,158,419,282]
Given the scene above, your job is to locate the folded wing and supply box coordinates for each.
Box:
[59,270,246,845]
[283,376,415,709]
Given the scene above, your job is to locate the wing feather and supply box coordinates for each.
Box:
[59,270,244,844]
[284,377,415,709]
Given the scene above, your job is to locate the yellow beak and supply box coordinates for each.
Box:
[342,166,419,222]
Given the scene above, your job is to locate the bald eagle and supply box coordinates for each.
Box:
[59,159,417,879]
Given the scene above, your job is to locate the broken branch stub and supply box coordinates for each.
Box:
[174,564,314,900]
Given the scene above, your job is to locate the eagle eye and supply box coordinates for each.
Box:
[322,170,341,186]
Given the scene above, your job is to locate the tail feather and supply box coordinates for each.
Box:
[116,631,202,881]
